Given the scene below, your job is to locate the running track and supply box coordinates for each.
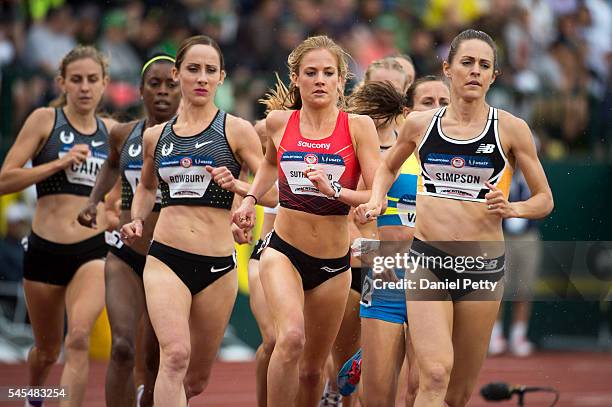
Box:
[1,352,611,406]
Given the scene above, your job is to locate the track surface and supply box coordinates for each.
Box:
[1,351,611,406]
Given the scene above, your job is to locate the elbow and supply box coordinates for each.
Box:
[544,192,554,217]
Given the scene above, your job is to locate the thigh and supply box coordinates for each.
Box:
[447,301,501,397]
[406,299,454,370]
[259,249,305,334]
[187,269,238,377]
[361,317,405,396]
[23,280,65,349]
[302,270,351,369]
[143,256,192,350]
[248,259,275,342]
[105,253,146,333]
[65,259,105,332]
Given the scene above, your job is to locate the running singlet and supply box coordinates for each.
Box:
[119,119,162,211]
[33,108,109,198]
[418,106,511,202]
[277,110,360,216]
[378,154,419,227]
[154,110,241,209]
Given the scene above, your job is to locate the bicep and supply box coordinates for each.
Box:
[511,124,551,196]
[236,122,265,174]
[354,119,381,189]
[140,132,159,189]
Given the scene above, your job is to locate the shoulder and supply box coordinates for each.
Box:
[29,107,56,123]
[109,120,138,148]
[225,114,256,134]
[407,108,438,129]
[100,117,119,133]
[20,107,55,139]
[497,109,530,134]
[143,122,167,144]
[347,113,375,128]
[266,109,294,132]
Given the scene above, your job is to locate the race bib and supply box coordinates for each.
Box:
[125,163,162,203]
[105,230,124,249]
[158,156,215,198]
[423,153,494,199]
[397,194,417,227]
[279,152,345,197]
[59,147,107,187]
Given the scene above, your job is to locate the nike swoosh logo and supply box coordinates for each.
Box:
[210,264,232,273]
[321,265,348,273]
[195,140,213,149]
[92,141,105,147]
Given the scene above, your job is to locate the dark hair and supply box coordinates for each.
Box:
[447,29,498,72]
[140,53,175,86]
[346,81,405,129]
[405,75,448,109]
[175,35,224,71]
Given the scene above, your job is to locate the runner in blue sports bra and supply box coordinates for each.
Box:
[0,46,117,407]
[357,30,554,406]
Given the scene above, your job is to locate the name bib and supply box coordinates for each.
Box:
[125,162,162,203]
[158,156,215,198]
[280,152,346,197]
[424,153,494,199]
[59,147,107,187]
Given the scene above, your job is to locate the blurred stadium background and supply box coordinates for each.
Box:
[0,0,610,404]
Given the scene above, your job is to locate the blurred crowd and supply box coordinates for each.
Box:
[0,0,611,162]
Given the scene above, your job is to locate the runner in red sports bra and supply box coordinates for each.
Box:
[277,109,360,216]
[233,36,380,406]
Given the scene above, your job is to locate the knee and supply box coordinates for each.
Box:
[261,336,276,356]
[184,371,211,400]
[298,366,323,389]
[110,335,136,367]
[34,346,61,366]
[419,360,453,394]
[160,343,190,375]
[445,388,472,407]
[276,329,305,363]
[64,327,90,352]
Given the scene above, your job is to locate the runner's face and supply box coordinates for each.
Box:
[60,58,107,113]
[294,48,342,109]
[444,39,496,101]
[411,81,450,112]
[142,62,180,122]
[176,44,225,106]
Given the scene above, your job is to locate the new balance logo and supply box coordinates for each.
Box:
[475,144,495,154]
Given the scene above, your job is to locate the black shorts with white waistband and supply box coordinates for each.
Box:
[262,231,350,291]
[105,230,147,278]
[148,241,235,295]
[409,237,505,301]
[23,232,108,286]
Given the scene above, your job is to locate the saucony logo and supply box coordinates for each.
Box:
[321,265,348,273]
[60,131,75,144]
[128,144,142,157]
[195,140,213,149]
[210,264,232,273]
[161,143,174,156]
